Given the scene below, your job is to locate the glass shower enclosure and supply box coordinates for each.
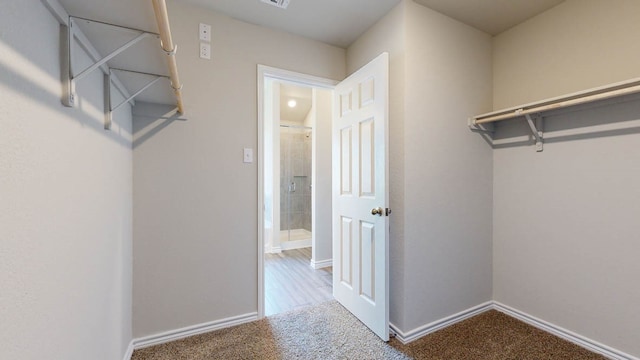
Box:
[279,125,312,248]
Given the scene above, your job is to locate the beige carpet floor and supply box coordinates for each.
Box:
[132,301,606,359]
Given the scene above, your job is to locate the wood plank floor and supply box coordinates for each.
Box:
[265,247,333,316]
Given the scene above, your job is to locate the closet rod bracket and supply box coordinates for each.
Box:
[524,113,544,152]
[163,44,177,56]
[468,117,494,134]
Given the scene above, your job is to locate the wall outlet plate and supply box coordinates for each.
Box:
[199,43,211,60]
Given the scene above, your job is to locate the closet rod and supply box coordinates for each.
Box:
[474,78,640,124]
[151,0,184,114]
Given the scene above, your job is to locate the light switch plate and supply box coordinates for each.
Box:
[199,23,211,41]
[243,148,253,163]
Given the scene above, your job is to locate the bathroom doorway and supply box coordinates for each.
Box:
[268,82,314,253]
[258,66,337,317]
[279,122,313,251]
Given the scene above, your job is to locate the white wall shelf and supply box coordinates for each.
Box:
[469,77,640,151]
[42,0,184,130]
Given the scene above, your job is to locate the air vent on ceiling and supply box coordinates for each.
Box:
[261,0,290,10]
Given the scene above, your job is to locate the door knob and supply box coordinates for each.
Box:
[371,207,384,216]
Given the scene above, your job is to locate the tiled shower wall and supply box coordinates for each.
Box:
[280,129,312,232]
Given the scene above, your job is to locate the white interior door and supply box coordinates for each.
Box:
[332,52,389,341]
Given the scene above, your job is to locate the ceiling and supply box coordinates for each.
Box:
[56,0,568,48]
[280,84,312,123]
[52,0,567,106]
[177,0,565,47]
[414,0,565,35]
[177,0,402,48]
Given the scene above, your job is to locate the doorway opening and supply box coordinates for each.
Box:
[258,66,338,317]
[270,83,313,253]
[279,122,313,250]
[259,53,390,339]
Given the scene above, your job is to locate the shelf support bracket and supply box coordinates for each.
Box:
[65,17,153,109]
[525,113,544,152]
[104,69,168,130]
[73,32,150,83]
[104,71,112,130]
[62,19,75,107]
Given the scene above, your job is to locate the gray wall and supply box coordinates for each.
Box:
[347,0,494,333]
[131,0,639,356]
[0,1,133,359]
[8,0,638,358]
[492,0,640,357]
[311,89,334,264]
[493,0,640,109]
[132,2,345,337]
[402,1,493,333]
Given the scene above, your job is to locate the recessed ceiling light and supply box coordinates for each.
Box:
[261,0,290,10]
[288,99,297,108]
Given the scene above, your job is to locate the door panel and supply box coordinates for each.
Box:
[360,220,375,303]
[332,52,389,341]
[340,128,352,195]
[340,216,353,287]
[359,118,375,197]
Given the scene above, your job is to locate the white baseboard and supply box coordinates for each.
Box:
[126,302,637,360]
[310,258,332,269]
[392,301,637,360]
[132,312,258,350]
[280,239,311,251]
[493,302,638,360]
[266,246,282,254]
[122,340,134,360]
[390,301,494,344]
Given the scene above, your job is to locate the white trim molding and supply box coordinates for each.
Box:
[132,312,258,350]
[125,302,637,359]
[493,302,639,360]
[390,301,494,344]
[266,246,282,254]
[391,301,637,360]
[257,64,338,319]
[280,239,312,251]
[122,341,134,360]
[310,258,332,269]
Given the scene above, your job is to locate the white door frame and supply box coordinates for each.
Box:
[257,65,338,319]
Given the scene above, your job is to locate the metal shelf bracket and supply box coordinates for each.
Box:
[63,17,156,109]
[524,113,544,152]
[61,22,75,107]
[45,0,184,125]
[104,69,169,130]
